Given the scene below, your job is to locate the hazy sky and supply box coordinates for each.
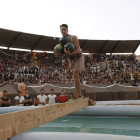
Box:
[0,0,140,54]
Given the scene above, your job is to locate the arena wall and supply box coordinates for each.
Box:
[0,83,140,106]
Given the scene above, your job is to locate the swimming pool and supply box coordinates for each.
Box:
[27,116,140,137]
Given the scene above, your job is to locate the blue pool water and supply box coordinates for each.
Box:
[27,116,140,137]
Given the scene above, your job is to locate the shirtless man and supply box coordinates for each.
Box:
[54,24,85,98]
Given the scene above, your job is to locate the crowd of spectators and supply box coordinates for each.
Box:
[0,51,140,85]
[0,88,96,107]
[0,89,72,107]
[83,54,140,85]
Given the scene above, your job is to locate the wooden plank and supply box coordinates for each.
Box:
[0,98,89,140]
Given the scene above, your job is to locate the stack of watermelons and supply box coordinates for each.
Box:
[54,36,75,57]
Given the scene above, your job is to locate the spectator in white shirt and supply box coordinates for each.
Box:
[37,88,47,106]
[47,89,57,105]
[14,91,25,106]
[62,60,65,66]
[83,79,87,85]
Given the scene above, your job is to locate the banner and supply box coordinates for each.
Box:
[18,83,25,96]
[32,52,37,58]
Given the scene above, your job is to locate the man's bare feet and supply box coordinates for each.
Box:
[72,93,84,99]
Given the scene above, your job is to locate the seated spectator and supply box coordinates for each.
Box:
[88,99,96,106]
[34,93,39,106]
[4,71,9,84]
[0,70,4,83]
[57,90,68,103]
[14,91,25,106]
[83,79,87,85]
[9,71,15,83]
[47,89,57,105]
[131,81,138,87]
[37,88,47,106]
[0,51,140,85]
[0,90,11,107]
[23,89,32,106]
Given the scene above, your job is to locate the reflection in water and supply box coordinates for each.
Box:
[62,119,71,122]
[27,116,140,137]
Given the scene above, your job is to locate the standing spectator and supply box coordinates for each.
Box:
[34,93,39,106]
[37,88,47,106]
[23,89,32,106]
[65,90,72,100]
[57,90,68,103]
[0,90,11,107]
[47,89,57,105]
[14,91,25,106]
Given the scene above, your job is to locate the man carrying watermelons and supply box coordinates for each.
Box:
[54,24,85,99]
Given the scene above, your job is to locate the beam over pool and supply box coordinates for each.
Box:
[0,98,89,140]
